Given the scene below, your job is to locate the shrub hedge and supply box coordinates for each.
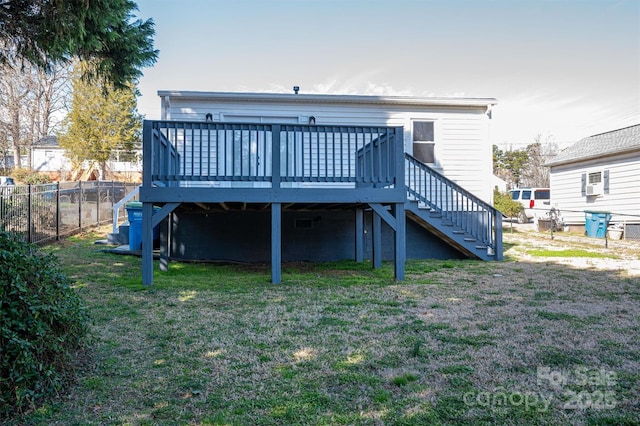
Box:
[0,231,89,417]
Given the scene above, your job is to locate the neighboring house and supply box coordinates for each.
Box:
[139,90,503,285]
[546,124,640,234]
[492,174,507,193]
[31,136,142,181]
[31,136,70,178]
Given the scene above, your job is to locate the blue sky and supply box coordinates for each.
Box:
[133,0,639,147]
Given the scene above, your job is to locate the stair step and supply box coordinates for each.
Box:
[464,238,477,242]
[452,230,465,234]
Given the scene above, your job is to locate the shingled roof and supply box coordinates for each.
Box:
[546,124,640,166]
[33,135,59,147]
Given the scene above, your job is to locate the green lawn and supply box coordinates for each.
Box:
[8,229,640,425]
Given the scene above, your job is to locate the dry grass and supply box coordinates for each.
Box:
[7,226,639,425]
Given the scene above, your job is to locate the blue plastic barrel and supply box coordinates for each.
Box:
[584,211,611,238]
[126,202,160,250]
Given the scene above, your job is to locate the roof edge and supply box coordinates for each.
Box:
[157,90,498,107]
[545,145,640,167]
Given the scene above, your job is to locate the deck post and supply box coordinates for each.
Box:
[393,203,405,281]
[272,202,282,284]
[372,211,382,268]
[355,208,364,262]
[272,125,281,190]
[141,121,154,286]
[142,202,154,285]
[159,214,169,272]
[494,212,503,260]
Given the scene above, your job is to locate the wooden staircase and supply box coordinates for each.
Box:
[405,154,502,261]
[405,199,496,260]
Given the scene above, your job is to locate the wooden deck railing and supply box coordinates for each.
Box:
[144,121,404,188]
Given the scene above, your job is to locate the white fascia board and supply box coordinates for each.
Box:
[545,147,640,167]
[156,90,498,109]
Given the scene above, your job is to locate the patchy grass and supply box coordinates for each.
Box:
[528,249,618,258]
[4,227,639,425]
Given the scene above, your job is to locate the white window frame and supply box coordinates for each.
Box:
[410,119,439,167]
[585,170,604,196]
[588,171,602,185]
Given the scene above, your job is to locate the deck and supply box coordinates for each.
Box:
[140,120,502,284]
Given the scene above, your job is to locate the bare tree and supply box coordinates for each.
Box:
[520,134,558,187]
[0,50,71,170]
[0,69,28,168]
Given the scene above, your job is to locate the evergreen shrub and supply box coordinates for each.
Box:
[0,231,89,417]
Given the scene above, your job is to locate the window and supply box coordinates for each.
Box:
[533,189,550,200]
[582,170,609,196]
[412,121,435,164]
[294,218,313,229]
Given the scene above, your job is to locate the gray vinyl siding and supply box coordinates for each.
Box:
[163,96,494,202]
[549,151,640,224]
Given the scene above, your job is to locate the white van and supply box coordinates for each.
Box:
[509,188,551,223]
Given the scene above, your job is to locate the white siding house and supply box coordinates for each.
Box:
[31,136,71,175]
[546,125,640,231]
[31,136,142,181]
[158,91,497,203]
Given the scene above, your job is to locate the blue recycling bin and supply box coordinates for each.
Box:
[126,202,160,250]
[584,210,611,238]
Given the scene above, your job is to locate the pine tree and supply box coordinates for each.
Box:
[58,63,141,179]
[0,0,157,89]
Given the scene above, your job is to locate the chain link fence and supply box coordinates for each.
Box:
[533,207,640,241]
[0,181,139,245]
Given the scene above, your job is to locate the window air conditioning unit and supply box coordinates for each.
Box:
[586,184,602,196]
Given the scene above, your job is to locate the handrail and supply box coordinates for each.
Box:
[405,153,501,250]
[112,185,140,233]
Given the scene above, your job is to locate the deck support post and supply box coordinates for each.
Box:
[272,202,282,284]
[372,211,382,269]
[152,203,180,273]
[355,208,364,263]
[393,203,405,281]
[142,201,154,285]
[494,213,503,260]
[159,213,169,272]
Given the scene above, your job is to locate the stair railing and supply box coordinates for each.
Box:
[112,185,140,233]
[405,153,502,256]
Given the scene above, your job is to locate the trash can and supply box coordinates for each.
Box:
[126,202,160,250]
[584,210,611,238]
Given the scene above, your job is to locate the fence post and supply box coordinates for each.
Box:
[27,184,32,243]
[78,181,82,231]
[96,181,101,226]
[56,182,60,241]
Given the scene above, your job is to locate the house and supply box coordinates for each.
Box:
[492,174,507,193]
[139,90,503,285]
[31,136,69,179]
[546,124,640,236]
[30,136,143,181]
